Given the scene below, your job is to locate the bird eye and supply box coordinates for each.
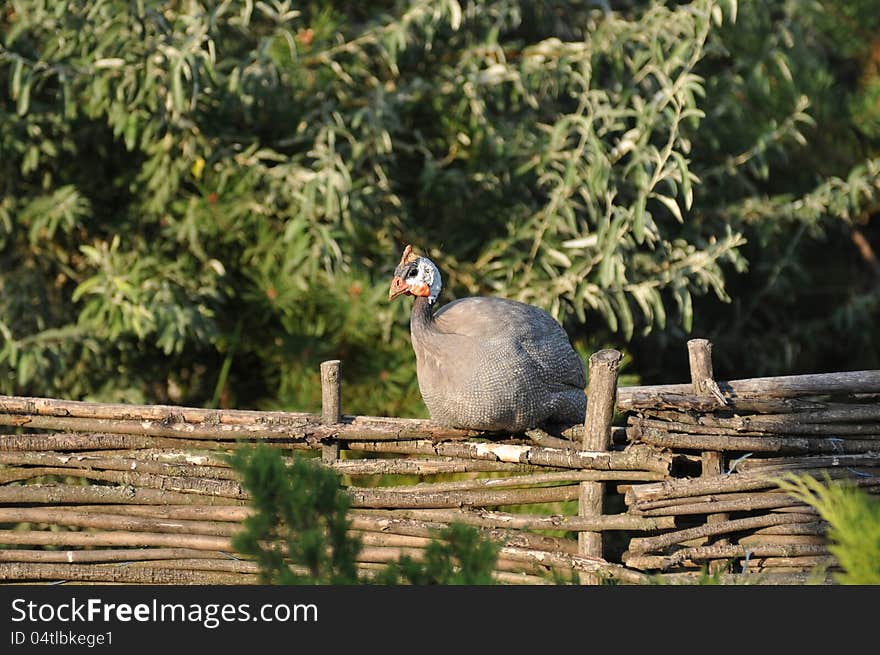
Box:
[406,268,418,279]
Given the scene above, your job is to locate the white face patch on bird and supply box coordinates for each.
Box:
[388,246,443,304]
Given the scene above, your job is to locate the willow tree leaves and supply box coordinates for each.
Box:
[0,0,877,412]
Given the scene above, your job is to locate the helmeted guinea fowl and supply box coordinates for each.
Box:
[388,245,587,432]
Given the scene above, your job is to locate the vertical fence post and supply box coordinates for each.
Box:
[687,339,729,572]
[320,360,341,464]
[579,348,622,584]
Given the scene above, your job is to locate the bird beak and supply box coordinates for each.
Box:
[388,276,408,300]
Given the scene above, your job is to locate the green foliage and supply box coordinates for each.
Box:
[775,473,880,585]
[377,522,500,585]
[229,446,361,584]
[1,0,878,415]
[229,445,500,584]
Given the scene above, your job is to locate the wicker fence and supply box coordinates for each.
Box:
[0,339,877,585]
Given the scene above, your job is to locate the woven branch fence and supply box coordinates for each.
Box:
[0,339,877,585]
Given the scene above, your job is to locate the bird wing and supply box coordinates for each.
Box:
[433,297,586,391]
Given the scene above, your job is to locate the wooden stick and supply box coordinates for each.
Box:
[353,530,433,549]
[74,450,544,476]
[329,457,547,476]
[0,466,247,497]
[83,449,233,466]
[741,556,837,570]
[347,484,580,509]
[0,562,257,585]
[0,484,248,506]
[120,558,260,574]
[644,410,880,435]
[732,453,880,472]
[687,338,729,572]
[746,404,880,424]
[55,505,251,521]
[751,521,828,536]
[350,508,675,532]
[0,530,233,551]
[0,548,236,563]
[0,413,482,443]
[0,394,314,425]
[628,423,880,453]
[627,513,815,555]
[617,392,827,414]
[634,492,807,516]
[626,467,877,505]
[0,414,299,441]
[738,534,828,546]
[631,415,880,439]
[624,543,830,571]
[0,508,241,537]
[346,440,672,473]
[0,432,248,452]
[618,370,880,400]
[321,360,341,463]
[634,483,877,516]
[0,451,240,480]
[579,348,621,584]
[371,469,663,494]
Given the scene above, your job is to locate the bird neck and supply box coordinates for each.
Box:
[410,295,436,337]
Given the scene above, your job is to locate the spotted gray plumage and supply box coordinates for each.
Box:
[389,247,587,432]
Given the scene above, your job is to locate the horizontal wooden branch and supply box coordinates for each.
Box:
[625,467,877,505]
[86,449,234,466]
[624,543,831,571]
[633,492,807,516]
[0,529,233,551]
[0,548,235,563]
[0,451,240,480]
[375,469,664,495]
[346,440,672,473]
[742,556,837,570]
[732,453,880,472]
[627,513,817,554]
[0,393,614,444]
[751,521,828,536]
[618,370,880,401]
[0,395,477,442]
[118,558,259,574]
[55,504,251,521]
[351,508,675,532]
[353,530,433,549]
[348,484,580,509]
[632,416,880,439]
[0,484,248,506]
[0,562,257,585]
[645,410,880,435]
[0,466,247,498]
[738,534,828,546]
[0,508,240,537]
[0,395,314,425]
[618,392,828,414]
[0,432,245,452]
[329,456,542,476]
[629,424,880,453]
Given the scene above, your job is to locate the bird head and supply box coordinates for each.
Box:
[388,245,442,304]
